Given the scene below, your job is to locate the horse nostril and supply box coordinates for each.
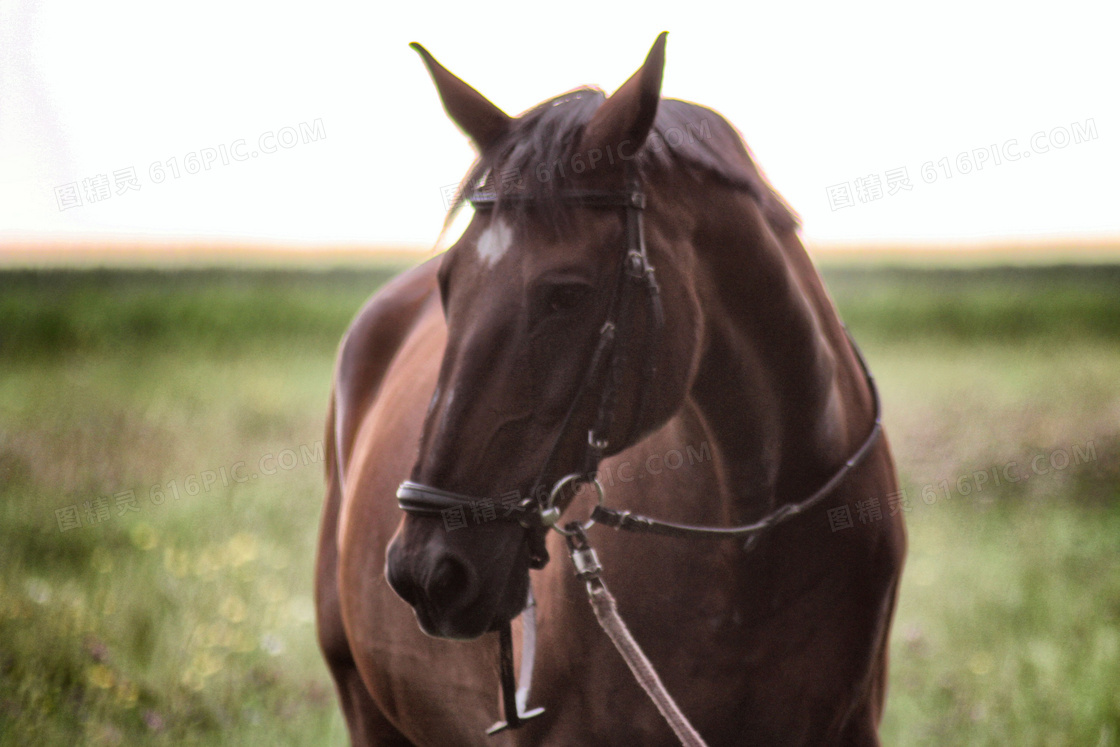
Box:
[386,562,421,607]
[427,555,472,608]
[386,545,477,618]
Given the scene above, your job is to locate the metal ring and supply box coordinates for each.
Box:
[545,474,605,536]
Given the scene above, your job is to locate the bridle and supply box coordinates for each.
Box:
[394,162,883,740]
[398,161,666,569]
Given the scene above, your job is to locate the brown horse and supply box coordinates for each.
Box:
[316,33,906,745]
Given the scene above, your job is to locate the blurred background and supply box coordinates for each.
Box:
[1,1,1117,744]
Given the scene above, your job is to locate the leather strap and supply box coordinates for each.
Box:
[396,480,540,524]
[590,329,881,546]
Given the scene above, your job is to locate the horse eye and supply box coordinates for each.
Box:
[545,284,590,314]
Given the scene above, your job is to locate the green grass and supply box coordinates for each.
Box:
[0,350,344,745]
[0,267,407,357]
[866,338,1120,746]
[884,498,1120,746]
[823,264,1120,343]
[1,262,1117,744]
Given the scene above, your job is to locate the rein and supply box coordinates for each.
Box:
[395,166,883,743]
[592,336,882,546]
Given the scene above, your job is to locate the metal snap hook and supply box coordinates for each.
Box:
[544,473,605,536]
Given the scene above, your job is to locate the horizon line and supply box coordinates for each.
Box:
[1,235,1119,268]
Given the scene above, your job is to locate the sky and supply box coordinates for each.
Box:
[1,0,1117,251]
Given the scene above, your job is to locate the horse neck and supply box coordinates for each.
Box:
[685,186,869,519]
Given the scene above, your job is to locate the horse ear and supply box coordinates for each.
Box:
[577,32,668,163]
[410,42,512,152]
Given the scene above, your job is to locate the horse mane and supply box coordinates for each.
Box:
[449,88,799,233]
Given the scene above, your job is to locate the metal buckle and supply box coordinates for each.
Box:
[538,506,562,527]
[544,474,605,536]
[626,250,647,278]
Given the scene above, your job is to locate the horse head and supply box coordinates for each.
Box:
[385,34,707,639]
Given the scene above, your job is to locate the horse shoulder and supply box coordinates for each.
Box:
[317,256,440,661]
[315,257,449,744]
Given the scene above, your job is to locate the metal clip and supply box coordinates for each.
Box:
[571,546,602,579]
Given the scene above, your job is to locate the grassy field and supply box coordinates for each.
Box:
[1,260,1117,745]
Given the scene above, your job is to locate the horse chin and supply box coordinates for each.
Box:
[412,599,517,641]
[413,565,529,641]
[413,606,493,641]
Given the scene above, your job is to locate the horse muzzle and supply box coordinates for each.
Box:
[385,516,531,640]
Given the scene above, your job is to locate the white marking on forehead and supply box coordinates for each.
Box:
[475,218,513,267]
